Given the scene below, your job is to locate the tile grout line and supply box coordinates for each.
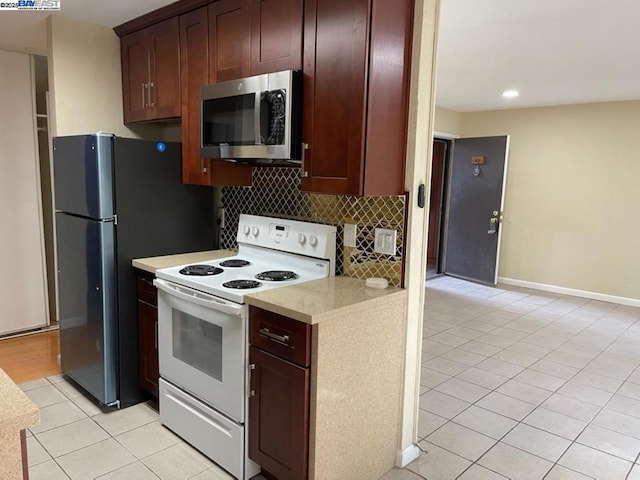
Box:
[421,278,640,479]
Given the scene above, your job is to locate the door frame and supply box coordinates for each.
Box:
[493,135,511,284]
[427,137,452,276]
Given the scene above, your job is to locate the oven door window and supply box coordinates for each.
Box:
[202,94,256,147]
[172,310,222,382]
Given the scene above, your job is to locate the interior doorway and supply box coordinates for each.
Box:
[426,138,450,280]
[426,135,510,285]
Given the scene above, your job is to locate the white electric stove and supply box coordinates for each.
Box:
[154,215,336,480]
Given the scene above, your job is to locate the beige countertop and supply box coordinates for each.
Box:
[245,276,406,324]
[132,250,236,273]
[132,251,406,325]
[0,368,39,432]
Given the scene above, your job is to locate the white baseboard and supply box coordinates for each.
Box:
[498,277,640,308]
[396,444,420,468]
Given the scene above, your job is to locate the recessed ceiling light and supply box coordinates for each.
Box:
[502,90,519,98]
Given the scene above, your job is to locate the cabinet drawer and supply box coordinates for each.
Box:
[137,272,157,306]
[249,306,311,367]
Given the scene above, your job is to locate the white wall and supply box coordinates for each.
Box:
[401,0,439,463]
[461,101,640,301]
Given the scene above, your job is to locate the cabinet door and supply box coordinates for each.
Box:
[180,7,212,186]
[209,0,251,83]
[301,0,412,196]
[301,0,370,195]
[180,7,253,187]
[148,17,181,120]
[121,29,150,123]
[249,0,303,75]
[249,346,309,480]
[138,300,159,398]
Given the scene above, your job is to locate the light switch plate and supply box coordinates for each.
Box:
[344,223,357,248]
[374,228,397,255]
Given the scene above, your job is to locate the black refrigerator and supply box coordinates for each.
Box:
[53,134,215,408]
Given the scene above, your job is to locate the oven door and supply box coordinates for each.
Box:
[155,279,246,423]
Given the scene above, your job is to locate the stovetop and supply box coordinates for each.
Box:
[155,247,331,303]
[155,215,337,304]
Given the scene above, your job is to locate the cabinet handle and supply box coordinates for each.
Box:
[154,321,158,350]
[141,83,147,108]
[300,143,309,178]
[249,364,256,397]
[259,327,290,345]
[149,82,155,107]
[200,157,207,174]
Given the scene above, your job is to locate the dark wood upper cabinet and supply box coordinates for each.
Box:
[148,19,182,120]
[180,6,253,186]
[301,0,413,195]
[209,0,251,83]
[121,18,181,123]
[121,29,149,123]
[249,0,303,75]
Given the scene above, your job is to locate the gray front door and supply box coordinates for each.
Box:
[443,136,509,285]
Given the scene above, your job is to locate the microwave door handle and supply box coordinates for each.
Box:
[254,92,262,145]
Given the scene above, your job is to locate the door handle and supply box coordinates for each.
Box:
[488,211,501,235]
[487,217,498,234]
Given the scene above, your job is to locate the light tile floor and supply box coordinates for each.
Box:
[21,276,640,479]
[20,375,255,480]
[383,276,640,480]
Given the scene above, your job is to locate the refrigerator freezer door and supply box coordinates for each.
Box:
[53,134,115,219]
[56,212,117,405]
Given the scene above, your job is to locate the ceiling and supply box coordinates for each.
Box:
[2,0,638,112]
[436,0,640,112]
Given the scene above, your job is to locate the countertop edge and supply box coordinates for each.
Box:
[132,250,236,273]
[245,281,407,325]
[0,368,40,432]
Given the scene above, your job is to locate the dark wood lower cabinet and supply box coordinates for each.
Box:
[249,346,309,480]
[137,271,159,399]
[21,429,28,480]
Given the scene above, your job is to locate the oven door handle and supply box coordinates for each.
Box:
[154,278,245,316]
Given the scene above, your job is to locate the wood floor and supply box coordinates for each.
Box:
[0,330,61,384]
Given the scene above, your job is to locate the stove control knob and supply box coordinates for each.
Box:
[252,226,259,236]
[309,234,318,247]
[298,233,307,245]
[243,225,250,235]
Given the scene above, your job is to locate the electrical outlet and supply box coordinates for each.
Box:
[343,223,357,247]
[374,228,397,255]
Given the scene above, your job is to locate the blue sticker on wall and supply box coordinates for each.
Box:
[156,142,166,153]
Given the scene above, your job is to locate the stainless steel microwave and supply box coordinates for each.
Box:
[200,70,301,163]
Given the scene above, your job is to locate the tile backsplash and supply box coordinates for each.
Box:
[221,167,406,286]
